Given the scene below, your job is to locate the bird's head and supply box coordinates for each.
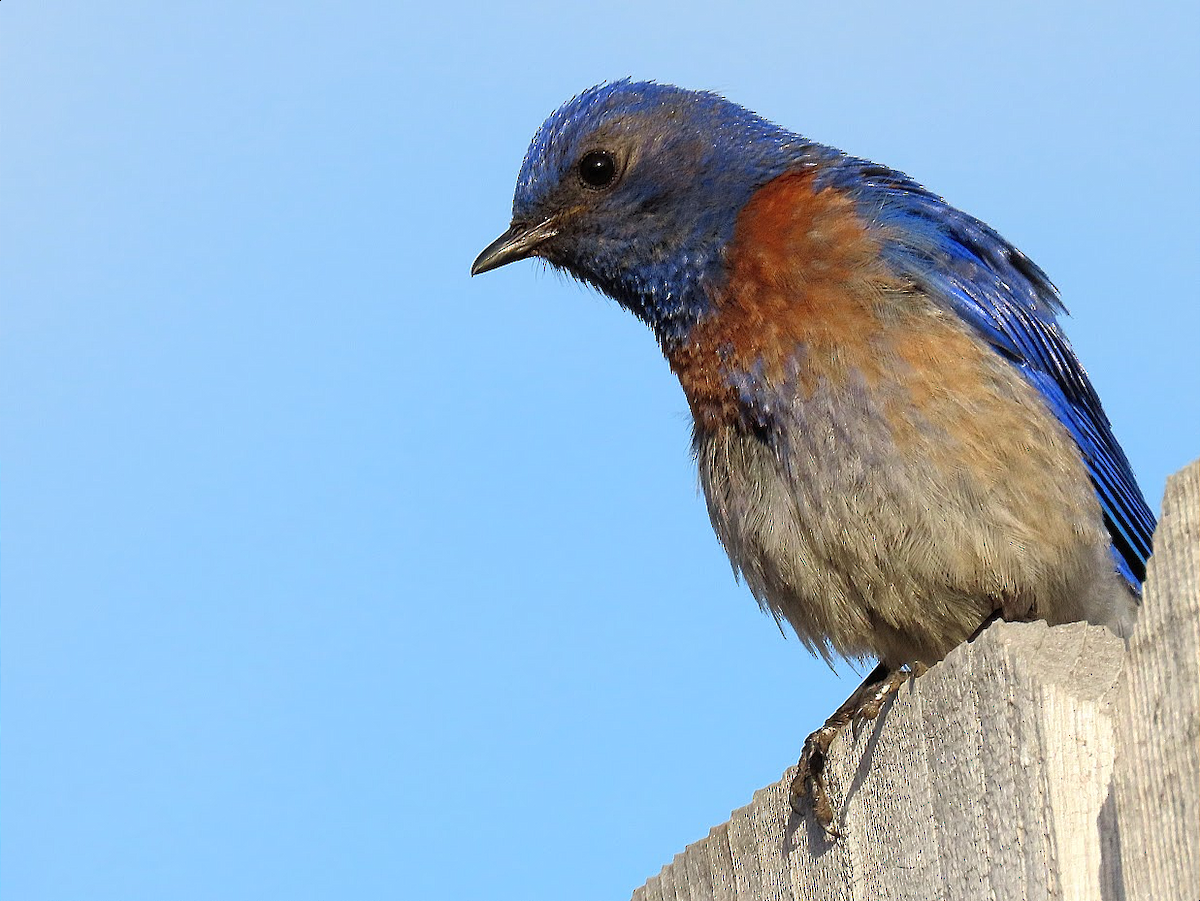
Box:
[472,80,815,347]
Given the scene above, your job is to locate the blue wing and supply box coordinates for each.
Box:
[820,161,1155,589]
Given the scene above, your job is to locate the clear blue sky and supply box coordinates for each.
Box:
[3,2,1197,898]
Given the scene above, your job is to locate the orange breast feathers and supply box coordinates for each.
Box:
[667,169,991,434]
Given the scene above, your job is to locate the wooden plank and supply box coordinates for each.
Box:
[1113,460,1199,901]
[630,459,1199,901]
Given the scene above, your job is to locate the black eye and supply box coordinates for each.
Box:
[578,150,617,189]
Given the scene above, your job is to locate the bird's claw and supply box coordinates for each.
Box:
[789,722,843,838]
[789,664,912,838]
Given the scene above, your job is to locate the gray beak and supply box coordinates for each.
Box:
[470,218,559,276]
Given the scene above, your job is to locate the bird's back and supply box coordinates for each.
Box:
[826,158,1156,591]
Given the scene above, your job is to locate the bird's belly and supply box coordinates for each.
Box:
[693,368,1125,666]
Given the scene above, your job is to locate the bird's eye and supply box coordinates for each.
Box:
[578,150,618,189]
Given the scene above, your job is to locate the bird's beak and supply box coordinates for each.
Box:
[470,218,559,276]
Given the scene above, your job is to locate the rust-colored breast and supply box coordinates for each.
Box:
[668,169,901,430]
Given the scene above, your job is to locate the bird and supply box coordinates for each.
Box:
[471,80,1156,835]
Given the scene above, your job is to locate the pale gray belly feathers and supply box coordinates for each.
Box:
[694,368,1138,667]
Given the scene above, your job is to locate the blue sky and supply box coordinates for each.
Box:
[3,2,1197,898]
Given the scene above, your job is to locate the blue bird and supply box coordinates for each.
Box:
[472,80,1155,835]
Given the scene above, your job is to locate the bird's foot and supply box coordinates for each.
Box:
[790,719,845,838]
[854,666,912,721]
[789,663,911,838]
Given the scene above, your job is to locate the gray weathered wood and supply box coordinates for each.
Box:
[633,459,1199,901]
[1112,460,1199,901]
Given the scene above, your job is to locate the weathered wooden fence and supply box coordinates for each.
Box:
[632,459,1198,901]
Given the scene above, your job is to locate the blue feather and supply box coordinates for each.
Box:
[824,162,1155,588]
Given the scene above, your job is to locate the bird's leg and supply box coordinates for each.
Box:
[968,608,1005,643]
[789,662,910,837]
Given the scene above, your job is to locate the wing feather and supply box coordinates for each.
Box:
[822,162,1155,587]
